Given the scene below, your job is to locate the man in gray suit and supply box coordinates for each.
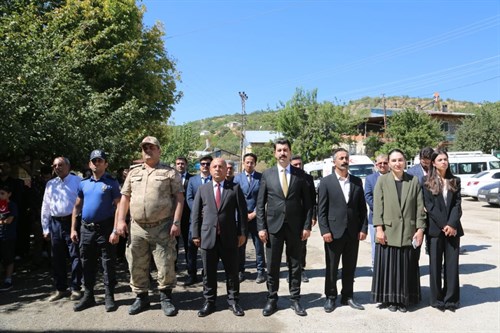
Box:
[191,158,248,317]
[256,138,313,317]
[318,148,367,313]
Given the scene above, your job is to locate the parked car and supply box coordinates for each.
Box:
[462,170,500,199]
[478,182,500,206]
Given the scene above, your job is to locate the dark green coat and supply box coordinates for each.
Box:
[373,172,426,247]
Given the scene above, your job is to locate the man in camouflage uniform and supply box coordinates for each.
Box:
[116,136,184,316]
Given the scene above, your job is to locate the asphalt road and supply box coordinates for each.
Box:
[1,198,499,332]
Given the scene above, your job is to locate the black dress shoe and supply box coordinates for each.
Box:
[198,302,216,317]
[290,300,307,316]
[262,300,277,316]
[433,304,445,312]
[377,303,390,309]
[388,303,398,312]
[184,275,198,286]
[445,304,457,312]
[324,298,336,313]
[255,272,266,284]
[229,303,245,316]
[397,304,407,313]
[341,297,365,310]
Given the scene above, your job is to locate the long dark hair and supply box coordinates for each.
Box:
[424,149,459,195]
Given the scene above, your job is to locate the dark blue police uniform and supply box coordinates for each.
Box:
[78,173,121,292]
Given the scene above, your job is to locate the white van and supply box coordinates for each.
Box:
[304,155,375,189]
[414,151,500,190]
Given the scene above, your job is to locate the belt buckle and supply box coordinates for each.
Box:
[85,222,99,231]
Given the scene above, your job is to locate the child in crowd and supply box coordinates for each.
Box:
[0,185,18,291]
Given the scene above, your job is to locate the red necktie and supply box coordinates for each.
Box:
[215,182,221,209]
[216,182,221,235]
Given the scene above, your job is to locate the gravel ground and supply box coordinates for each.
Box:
[0,198,499,332]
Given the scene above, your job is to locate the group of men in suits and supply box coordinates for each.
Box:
[178,138,372,317]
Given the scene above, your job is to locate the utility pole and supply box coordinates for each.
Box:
[239,91,248,172]
[382,93,387,130]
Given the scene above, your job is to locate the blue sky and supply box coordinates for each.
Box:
[139,0,500,125]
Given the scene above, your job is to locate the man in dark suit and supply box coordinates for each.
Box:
[318,148,368,313]
[233,153,265,284]
[184,155,213,286]
[364,154,389,267]
[290,155,317,283]
[407,147,434,185]
[191,158,248,317]
[256,138,313,317]
[407,147,434,256]
[175,157,193,273]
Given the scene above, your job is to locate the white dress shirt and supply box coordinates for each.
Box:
[41,173,82,234]
[213,180,225,198]
[335,171,350,203]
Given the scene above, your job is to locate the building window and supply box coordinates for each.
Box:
[441,122,449,132]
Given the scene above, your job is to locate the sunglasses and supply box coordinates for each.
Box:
[200,162,211,166]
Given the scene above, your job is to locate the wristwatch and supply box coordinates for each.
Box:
[173,220,180,227]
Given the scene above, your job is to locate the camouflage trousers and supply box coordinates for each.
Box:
[126,219,177,294]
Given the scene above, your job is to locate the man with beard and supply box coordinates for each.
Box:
[407,147,434,185]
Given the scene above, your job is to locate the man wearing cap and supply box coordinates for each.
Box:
[116,136,184,316]
[41,157,83,302]
[70,150,121,312]
[184,154,213,286]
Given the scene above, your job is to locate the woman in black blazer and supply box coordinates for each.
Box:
[423,149,464,312]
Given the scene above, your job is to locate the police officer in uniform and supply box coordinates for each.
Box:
[70,150,121,312]
[116,136,184,316]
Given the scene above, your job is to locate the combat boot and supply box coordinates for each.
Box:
[73,289,96,312]
[160,289,177,317]
[104,286,117,312]
[128,293,150,315]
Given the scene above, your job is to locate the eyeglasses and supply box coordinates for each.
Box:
[200,162,210,166]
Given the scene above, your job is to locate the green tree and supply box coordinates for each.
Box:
[252,142,275,168]
[161,124,196,165]
[453,102,500,153]
[0,0,180,170]
[364,135,384,158]
[379,108,444,159]
[277,88,360,162]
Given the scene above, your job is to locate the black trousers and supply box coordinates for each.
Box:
[79,219,116,291]
[324,230,359,300]
[266,223,302,301]
[200,238,239,305]
[428,233,461,308]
